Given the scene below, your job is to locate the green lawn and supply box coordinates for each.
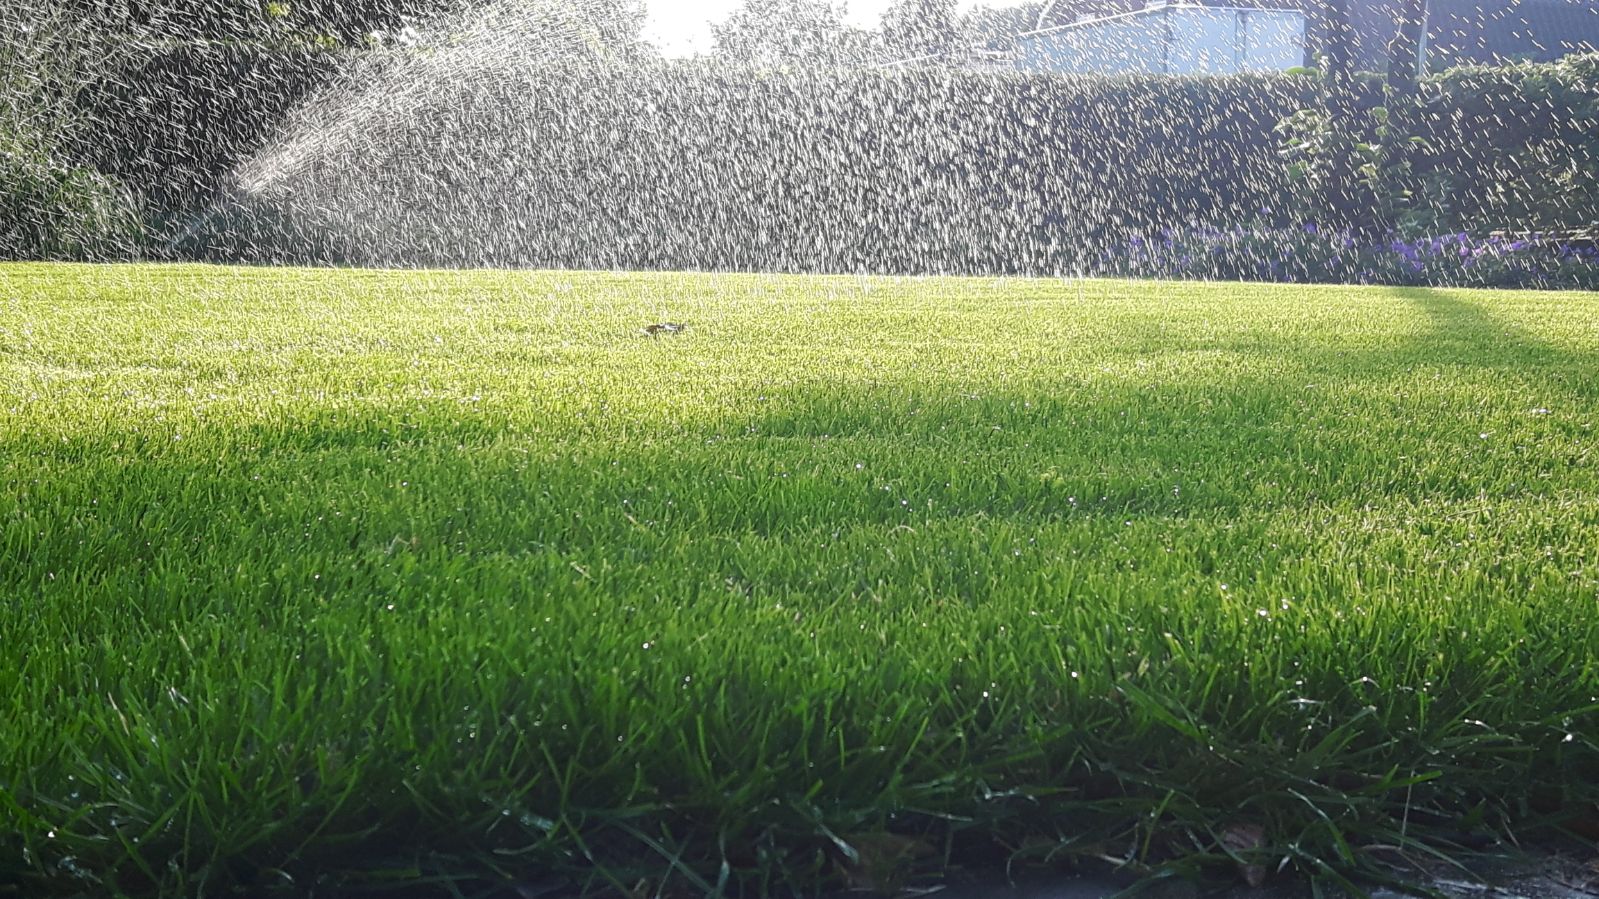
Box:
[3,264,1597,897]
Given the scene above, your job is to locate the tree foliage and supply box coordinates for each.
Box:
[25,0,647,49]
[0,2,145,257]
[879,0,960,61]
[710,0,872,65]
[959,2,1046,46]
[41,0,453,44]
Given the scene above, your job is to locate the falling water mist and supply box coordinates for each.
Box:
[222,0,1302,274]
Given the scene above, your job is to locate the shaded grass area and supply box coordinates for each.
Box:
[2,265,1598,897]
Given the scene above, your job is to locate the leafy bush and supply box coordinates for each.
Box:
[1397,52,1599,235]
[1274,72,1395,232]
[0,7,144,260]
[0,139,142,261]
[1281,53,1599,240]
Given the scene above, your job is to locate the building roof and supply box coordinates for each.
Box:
[1015,1,1305,44]
[883,0,1599,73]
[1030,0,1599,68]
[1425,0,1599,66]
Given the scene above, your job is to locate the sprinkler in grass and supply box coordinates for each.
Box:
[640,322,686,336]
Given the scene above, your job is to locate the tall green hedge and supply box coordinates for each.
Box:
[71,45,342,215]
[213,61,1309,272]
[52,49,1599,270]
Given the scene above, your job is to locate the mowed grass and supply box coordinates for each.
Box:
[3,264,1598,897]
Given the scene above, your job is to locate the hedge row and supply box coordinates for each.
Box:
[165,59,1307,273]
[1395,53,1599,235]
[26,47,1599,276]
[70,45,342,211]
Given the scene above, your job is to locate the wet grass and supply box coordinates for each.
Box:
[2,264,1598,898]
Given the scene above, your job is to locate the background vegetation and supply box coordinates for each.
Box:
[1399,53,1599,235]
[0,7,143,259]
[203,64,1309,272]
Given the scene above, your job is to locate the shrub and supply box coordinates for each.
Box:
[1395,52,1599,235]
[0,139,142,261]
[1274,72,1396,233]
[0,8,144,260]
[1281,53,1599,239]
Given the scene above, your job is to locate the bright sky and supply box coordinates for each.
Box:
[641,0,1021,56]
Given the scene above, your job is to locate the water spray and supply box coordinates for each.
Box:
[159,193,239,259]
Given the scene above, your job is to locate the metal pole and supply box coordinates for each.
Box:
[1416,0,1431,76]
